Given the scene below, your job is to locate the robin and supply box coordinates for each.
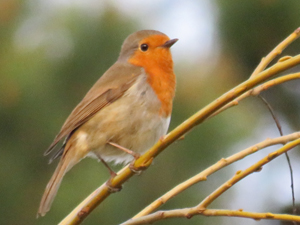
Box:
[38,30,178,216]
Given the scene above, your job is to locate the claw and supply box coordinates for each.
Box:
[106,174,122,193]
[129,157,154,174]
[129,163,142,175]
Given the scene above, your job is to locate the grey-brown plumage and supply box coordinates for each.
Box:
[38,30,177,217]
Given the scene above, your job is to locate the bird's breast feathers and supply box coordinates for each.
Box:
[79,72,171,164]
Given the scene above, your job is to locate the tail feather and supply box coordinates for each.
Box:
[37,154,76,217]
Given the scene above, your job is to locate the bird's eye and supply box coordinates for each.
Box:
[140,44,148,52]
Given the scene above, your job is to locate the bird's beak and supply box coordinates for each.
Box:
[161,38,178,48]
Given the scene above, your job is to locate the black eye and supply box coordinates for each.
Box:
[140,44,148,52]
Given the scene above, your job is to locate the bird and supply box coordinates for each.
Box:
[38,30,178,217]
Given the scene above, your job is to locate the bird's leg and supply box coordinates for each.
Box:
[107,141,142,174]
[107,141,140,159]
[95,154,122,193]
[96,154,116,177]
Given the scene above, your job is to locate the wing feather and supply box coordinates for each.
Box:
[44,62,142,156]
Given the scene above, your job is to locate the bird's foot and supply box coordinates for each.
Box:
[129,157,154,175]
[106,172,122,193]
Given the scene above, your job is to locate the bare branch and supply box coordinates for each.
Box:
[123,138,300,225]
[131,132,300,219]
[250,27,300,77]
[198,139,300,208]
[211,72,300,118]
[257,95,296,221]
[122,208,300,225]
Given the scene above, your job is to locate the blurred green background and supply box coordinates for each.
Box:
[1,1,300,224]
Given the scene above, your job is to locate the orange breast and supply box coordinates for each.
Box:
[128,47,176,117]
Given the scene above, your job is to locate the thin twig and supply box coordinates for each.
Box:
[130,132,300,220]
[122,208,300,225]
[257,95,284,136]
[198,139,300,209]
[123,138,300,225]
[257,95,296,222]
[211,72,300,118]
[250,27,300,77]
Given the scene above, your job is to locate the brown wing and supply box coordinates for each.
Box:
[44,62,142,156]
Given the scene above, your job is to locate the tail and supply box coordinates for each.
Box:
[37,153,77,217]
